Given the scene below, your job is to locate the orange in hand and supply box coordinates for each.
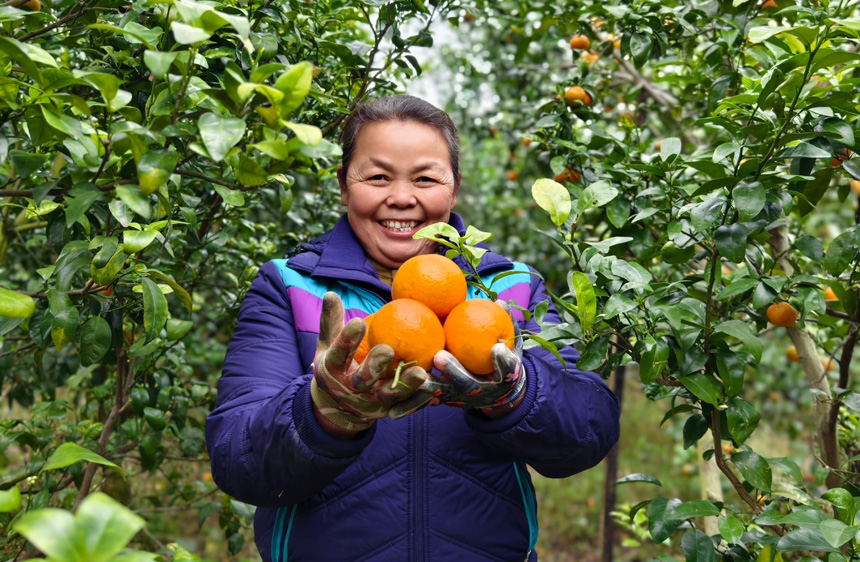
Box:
[368,299,445,374]
[392,254,467,320]
[444,300,515,375]
[353,313,374,364]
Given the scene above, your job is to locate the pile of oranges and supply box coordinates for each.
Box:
[353,254,515,382]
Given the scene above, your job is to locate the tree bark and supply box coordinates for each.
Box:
[600,364,625,562]
[698,438,723,535]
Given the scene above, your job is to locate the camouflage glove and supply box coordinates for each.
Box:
[310,292,433,432]
[422,302,527,412]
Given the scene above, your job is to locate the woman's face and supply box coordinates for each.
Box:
[339,120,458,269]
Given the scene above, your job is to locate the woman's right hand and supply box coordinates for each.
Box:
[310,292,433,435]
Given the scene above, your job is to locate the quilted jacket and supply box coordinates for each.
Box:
[205,213,621,562]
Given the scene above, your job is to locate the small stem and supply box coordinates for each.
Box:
[390,360,417,389]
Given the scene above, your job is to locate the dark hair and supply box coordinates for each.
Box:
[339,95,460,182]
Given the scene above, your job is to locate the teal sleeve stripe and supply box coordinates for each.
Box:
[272,259,384,314]
[513,462,539,554]
[467,262,533,300]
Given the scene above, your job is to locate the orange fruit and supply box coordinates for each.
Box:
[786,345,800,363]
[554,167,581,183]
[569,35,590,50]
[353,313,375,364]
[851,180,860,196]
[368,299,445,373]
[581,52,599,65]
[444,300,515,375]
[392,254,467,320]
[823,286,838,301]
[22,0,40,10]
[506,170,518,181]
[521,138,532,147]
[613,38,621,50]
[762,0,777,8]
[766,302,798,328]
[202,472,214,483]
[822,359,835,373]
[564,86,592,106]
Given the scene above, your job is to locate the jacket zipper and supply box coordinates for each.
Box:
[412,409,425,561]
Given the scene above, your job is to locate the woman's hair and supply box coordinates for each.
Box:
[339,95,460,182]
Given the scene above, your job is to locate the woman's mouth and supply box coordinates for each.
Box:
[379,220,422,233]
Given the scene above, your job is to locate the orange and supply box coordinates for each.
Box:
[786,345,800,363]
[22,0,40,10]
[766,302,798,328]
[554,167,581,183]
[507,170,518,181]
[823,359,835,373]
[613,38,621,50]
[392,254,467,320]
[353,313,375,364]
[581,52,599,65]
[564,86,592,106]
[569,35,590,50]
[851,180,860,196]
[368,299,445,374]
[444,300,515,375]
[761,0,777,8]
[521,138,532,147]
[823,286,838,301]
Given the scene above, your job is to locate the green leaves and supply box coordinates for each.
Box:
[42,443,123,476]
[13,493,148,562]
[80,316,112,366]
[0,286,35,319]
[141,278,168,342]
[531,178,570,226]
[274,62,314,116]
[199,113,246,162]
[137,150,178,196]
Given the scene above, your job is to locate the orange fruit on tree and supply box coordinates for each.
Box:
[581,52,599,65]
[507,170,519,181]
[766,302,798,328]
[564,86,593,106]
[823,286,838,301]
[392,254,467,320]
[786,345,800,363]
[22,0,40,10]
[851,180,860,196]
[368,299,445,374]
[521,138,532,147]
[444,299,515,375]
[555,167,581,183]
[822,359,835,373]
[761,0,777,8]
[569,35,590,50]
[353,313,375,364]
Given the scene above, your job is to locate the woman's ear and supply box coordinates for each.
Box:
[337,166,348,206]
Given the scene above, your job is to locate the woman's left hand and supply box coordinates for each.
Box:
[421,302,527,413]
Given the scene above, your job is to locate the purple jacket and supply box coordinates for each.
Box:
[205,213,620,562]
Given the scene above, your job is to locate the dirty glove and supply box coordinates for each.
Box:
[310,292,433,432]
[421,302,527,412]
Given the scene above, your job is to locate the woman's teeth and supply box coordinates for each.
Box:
[381,220,419,232]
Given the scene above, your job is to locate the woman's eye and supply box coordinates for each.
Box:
[417,177,436,184]
[368,175,386,182]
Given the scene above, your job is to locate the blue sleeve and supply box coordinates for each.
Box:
[464,269,621,478]
[205,262,374,507]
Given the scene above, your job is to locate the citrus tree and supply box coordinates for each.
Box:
[0,0,459,558]
[438,0,860,560]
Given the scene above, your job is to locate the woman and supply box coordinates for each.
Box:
[205,95,620,561]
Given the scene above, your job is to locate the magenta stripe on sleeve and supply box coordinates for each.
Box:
[497,284,530,323]
[287,287,371,333]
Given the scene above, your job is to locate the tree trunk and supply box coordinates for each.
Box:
[601,364,625,562]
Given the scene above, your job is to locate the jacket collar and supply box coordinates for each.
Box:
[287,213,513,295]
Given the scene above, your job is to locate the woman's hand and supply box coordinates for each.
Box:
[421,302,527,415]
[310,292,433,435]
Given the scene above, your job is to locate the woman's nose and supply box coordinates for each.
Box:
[386,181,418,207]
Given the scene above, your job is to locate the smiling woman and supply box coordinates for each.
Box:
[338,119,459,268]
[206,95,620,562]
